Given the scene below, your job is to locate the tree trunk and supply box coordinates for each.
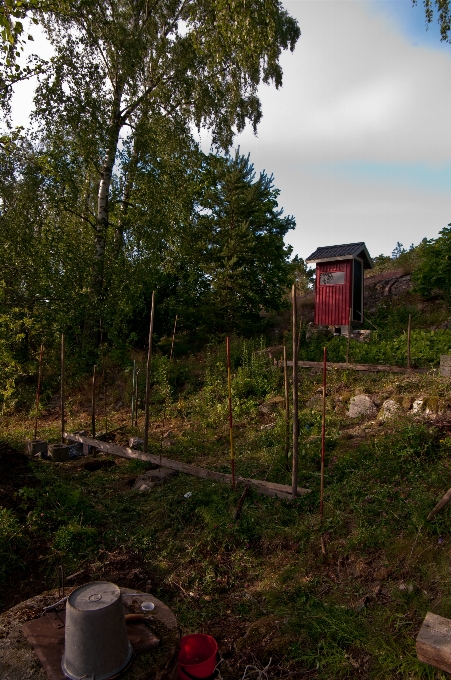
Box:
[93,83,124,305]
[113,137,138,257]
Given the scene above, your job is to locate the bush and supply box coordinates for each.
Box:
[0,507,26,582]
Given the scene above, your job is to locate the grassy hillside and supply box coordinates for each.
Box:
[3,327,451,677]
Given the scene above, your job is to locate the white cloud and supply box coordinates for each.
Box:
[243,0,451,165]
[229,0,451,259]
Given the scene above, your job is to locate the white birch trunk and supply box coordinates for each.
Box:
[93,83,123,302]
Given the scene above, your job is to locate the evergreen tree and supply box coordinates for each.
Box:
[194,151,295,334]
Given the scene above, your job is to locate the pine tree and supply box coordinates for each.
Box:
[195,151,295,334]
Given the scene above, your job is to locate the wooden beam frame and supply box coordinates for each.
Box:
[280,360,430,374]
[64,433,311,501]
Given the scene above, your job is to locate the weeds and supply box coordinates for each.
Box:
[4,336,451,678]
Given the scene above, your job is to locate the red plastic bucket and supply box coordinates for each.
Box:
[178,634,218,680]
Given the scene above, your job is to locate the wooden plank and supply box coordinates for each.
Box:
[416,612,451,673]
[280,360,430,374]
[64,433,311,501]
[427,487,451,520]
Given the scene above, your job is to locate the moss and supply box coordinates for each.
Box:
[423,395,441,413]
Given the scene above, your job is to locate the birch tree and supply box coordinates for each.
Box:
[31,0,300,319]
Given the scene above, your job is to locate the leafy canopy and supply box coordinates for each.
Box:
[413,224,451,305]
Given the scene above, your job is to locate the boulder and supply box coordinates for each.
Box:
[378,399,400,420]
[411,396,441,415]
[258,395,285,414]
[412,398,424,414]
[347,394,377,419]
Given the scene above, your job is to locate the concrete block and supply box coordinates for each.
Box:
[49,444,70,462]
[129,437,144,450]
[26,440,48,457]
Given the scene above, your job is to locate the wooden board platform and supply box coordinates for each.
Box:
[416,611,451,673]
[64,433,310,501]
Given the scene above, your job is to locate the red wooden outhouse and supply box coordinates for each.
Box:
[306,242,373,329]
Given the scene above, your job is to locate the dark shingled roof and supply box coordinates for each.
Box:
[306,242,372,268]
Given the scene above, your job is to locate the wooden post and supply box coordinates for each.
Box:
[346,307,352,364]
[131,360,136,428]
[283,344,290,470]
[292,284,299,498]
[134,369,140,427]
[34,344,44,441]
[170,315,178,362]
[226,336,236,489]
[104,368,107,435]
[320,346,327,519]
[143,291,155,454]
[407,313,411,369]
[91,365,96,439]
[297,315,303,356]
[61,333,65,443]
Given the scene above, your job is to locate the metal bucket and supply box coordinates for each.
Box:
[62,581,133,680]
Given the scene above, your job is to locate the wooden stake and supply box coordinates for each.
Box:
[346,307,352,364]
[131,360,136,428]
[170,315,178,362]
[104,369,107,435]
[34,344,44,441]
[61,334,65,443]
[134,369,140,427]
[283,344,290,470]
[226,336,236,489]
[297,315,303,356]
[233,485,249,521]
[143,291,155,454]
[320,346,327,519]
[407,313,412,369]
[91,365,96,438]
[292,284,299,498]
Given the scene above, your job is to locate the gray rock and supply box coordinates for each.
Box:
[347,394,377,419]
[258,396,285,414]
[133,466,177,491]
[306,394,322,410]
[378,399,400,420]
[411,398,424,414]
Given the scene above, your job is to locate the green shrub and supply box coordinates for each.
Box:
[0,507,26,582]
[53,522,98,559]
[300,328,451,367]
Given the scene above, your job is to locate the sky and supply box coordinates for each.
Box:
[11,0,451,263]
